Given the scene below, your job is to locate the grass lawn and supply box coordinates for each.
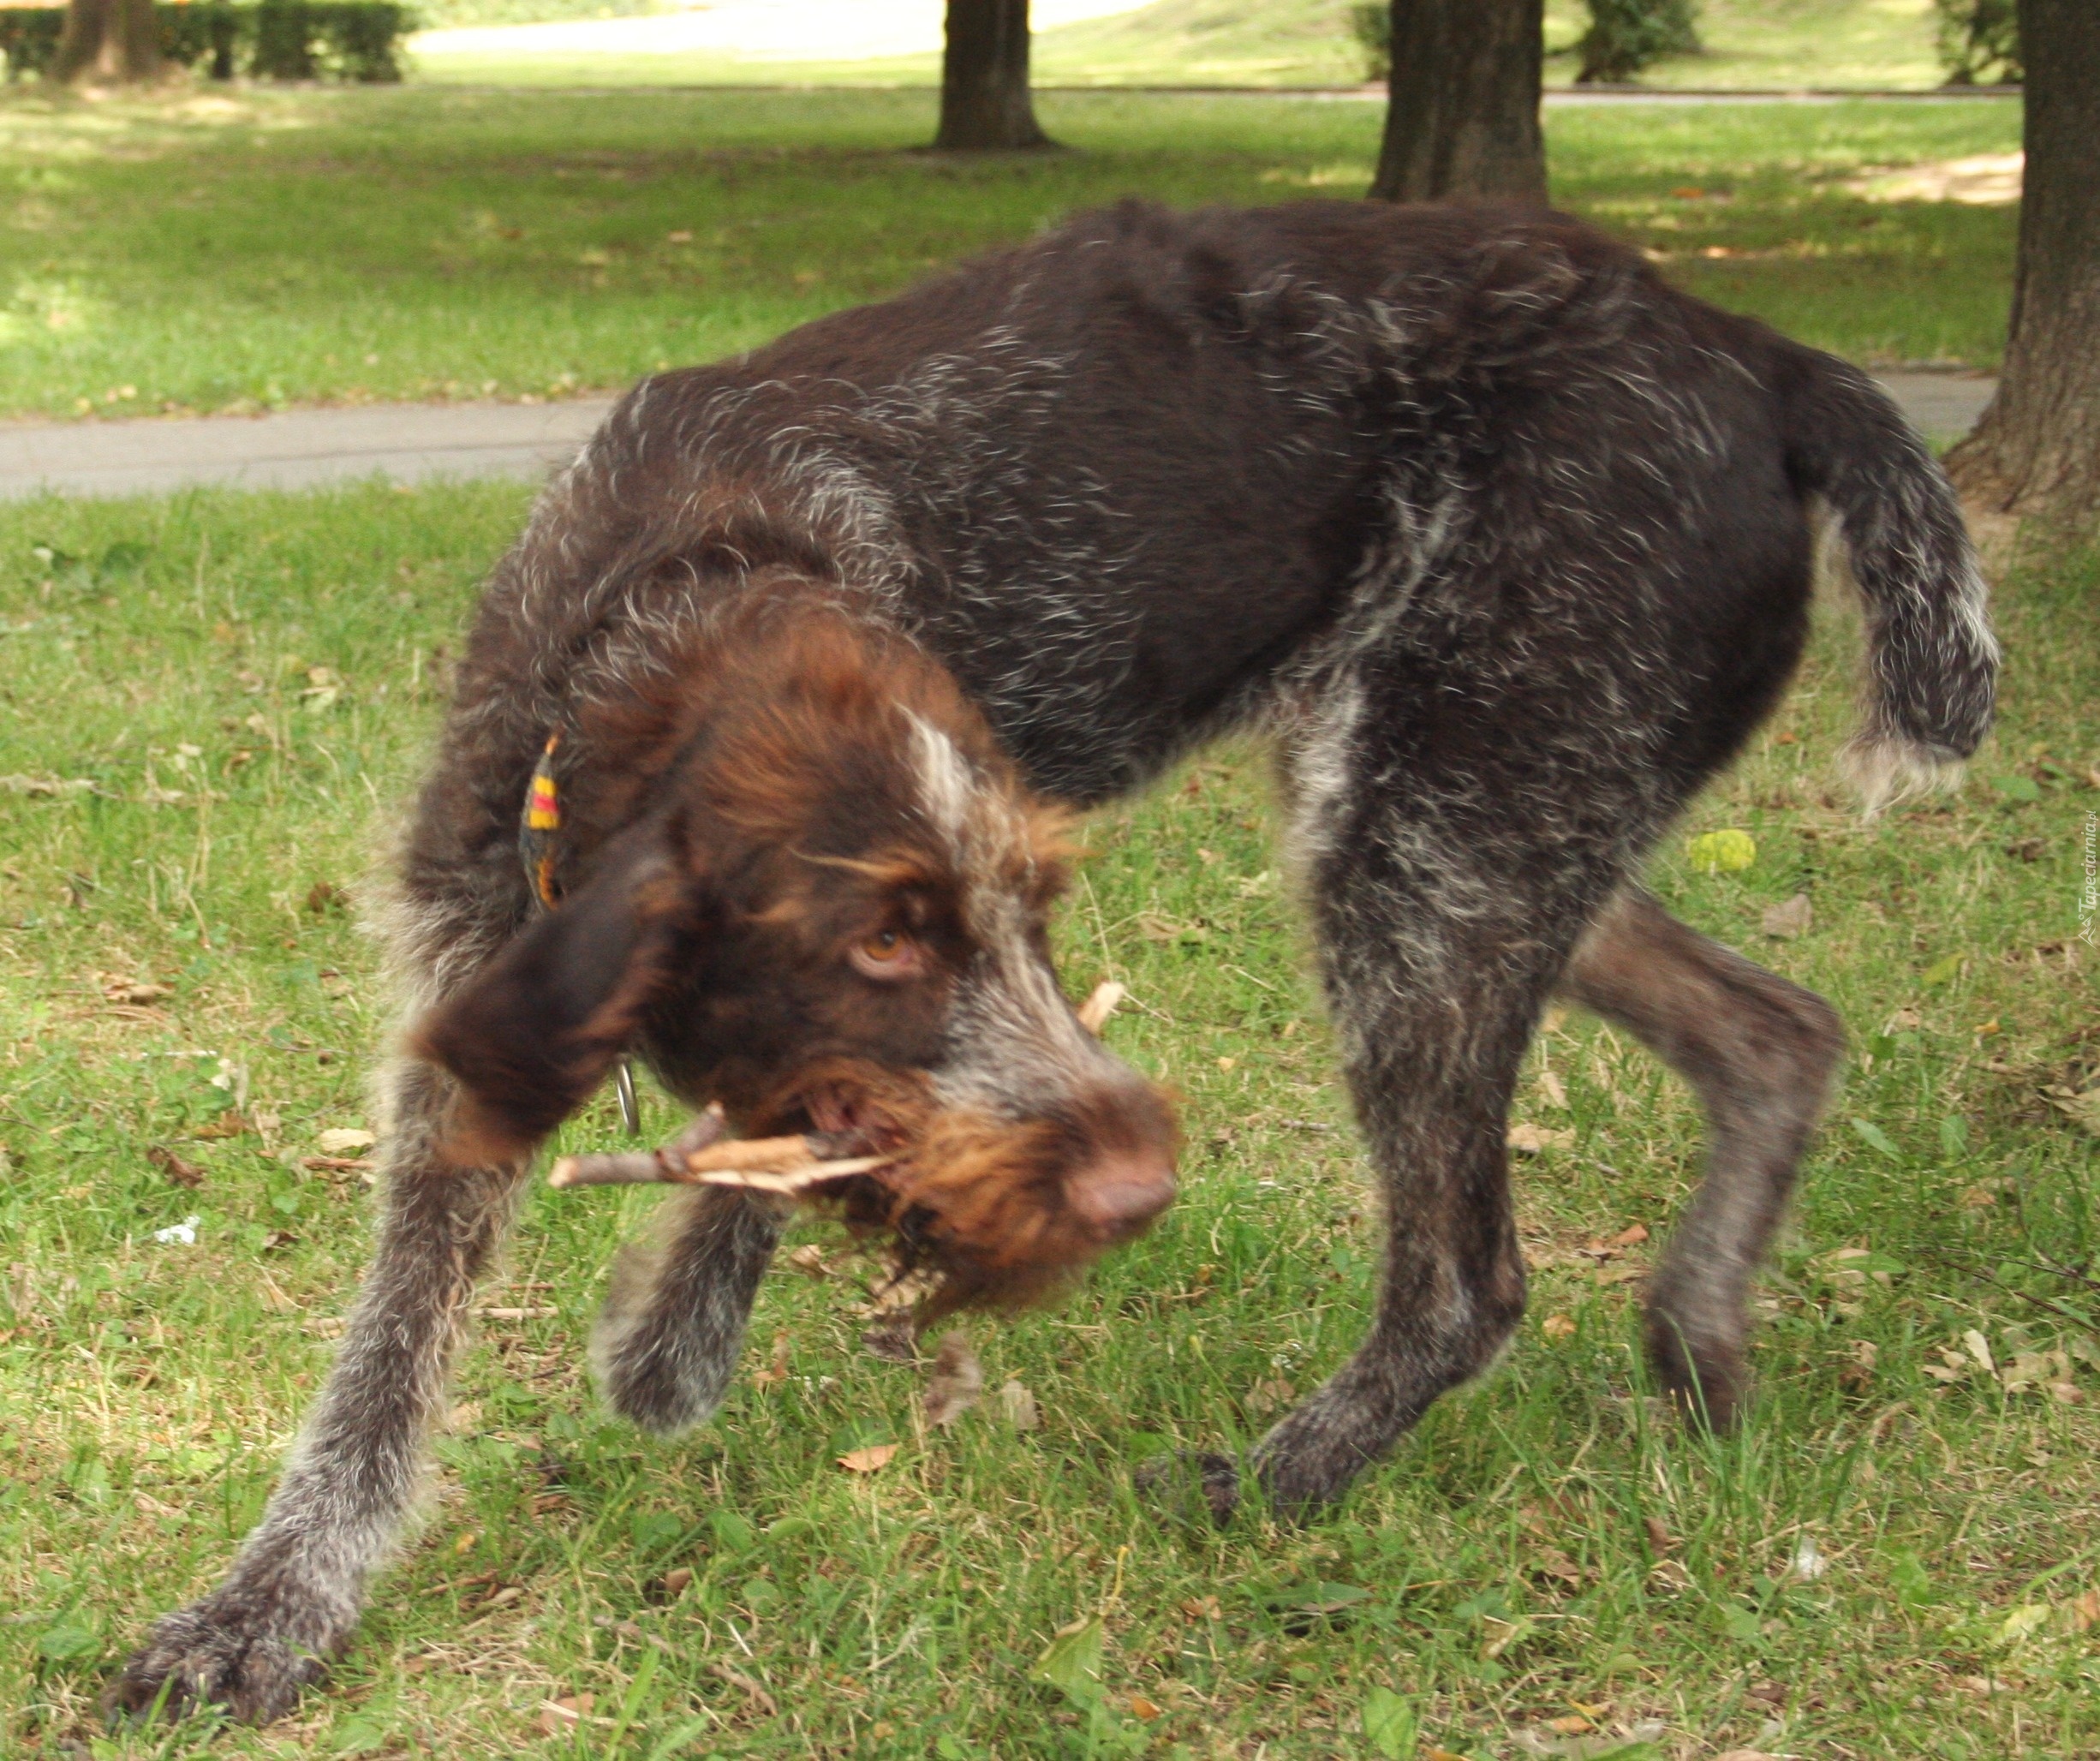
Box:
[0,471,2097,1758]
[1,88,2018,426]
[405,0,1948,93]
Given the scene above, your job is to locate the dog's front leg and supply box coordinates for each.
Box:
[110,1060,527,1725]
[592,1184,785,1433]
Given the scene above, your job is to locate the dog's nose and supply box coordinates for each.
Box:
[1067,1145,1177,1239]
[1063,1079,1179,1242]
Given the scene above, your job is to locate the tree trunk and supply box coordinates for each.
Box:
[1942,0,2100,528]
[1369,0,1546,204]
[936,0,1051,152]
[53,0,162,84]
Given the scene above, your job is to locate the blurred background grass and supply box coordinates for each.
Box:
[0,89,2019,424]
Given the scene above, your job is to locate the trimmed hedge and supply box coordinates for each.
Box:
[1935,0,2020,86]
[1347,2,1703,88]
[0,3,413,82]
[1576,0,1700,85]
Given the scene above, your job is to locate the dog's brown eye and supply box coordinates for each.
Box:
[851,928,921,979]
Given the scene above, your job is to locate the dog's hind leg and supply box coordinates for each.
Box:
[592,1185,783,1433]
[1561,886,1844,1428]
[1214,681,1632,1523]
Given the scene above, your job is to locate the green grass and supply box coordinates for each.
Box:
[1,475,2097,1758]
[1,87,2019,425]
[404,0,1948,93]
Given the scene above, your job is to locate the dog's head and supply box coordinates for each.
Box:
[413,594,1178,1301]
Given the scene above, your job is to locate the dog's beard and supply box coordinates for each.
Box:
[748,1059,1114,1318]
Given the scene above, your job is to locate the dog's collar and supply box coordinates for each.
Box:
[519,731,641,1136]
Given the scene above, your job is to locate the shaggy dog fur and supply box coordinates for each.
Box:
[112,199,1996,1724]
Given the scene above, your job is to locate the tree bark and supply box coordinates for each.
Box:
[53,0,162,84]
[1369,0,1546,204]
[936,0,1051,152]
[1942,0,2100,528]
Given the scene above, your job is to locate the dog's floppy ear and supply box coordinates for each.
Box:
[413,821,698,1164]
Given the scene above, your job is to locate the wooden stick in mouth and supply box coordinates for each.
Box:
[547,1104,896,1194]
[546,1106,726,1189]
[1077,978,1125,1036]
[546,996,1127,1197]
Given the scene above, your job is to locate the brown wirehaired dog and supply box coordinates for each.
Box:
[114,198,1995,1725]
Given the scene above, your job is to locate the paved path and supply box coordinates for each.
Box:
[0,373,1995,503]
[0,399,617,501]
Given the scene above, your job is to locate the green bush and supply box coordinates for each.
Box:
[1347,2,1700,90]
[1347,1,1388,83]
[1935,0,2020,85]
[0,7,60,77]
[1577,0,1700,85]
[0,2,412,83]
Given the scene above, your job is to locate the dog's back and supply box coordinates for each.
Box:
[457,201,1852,805]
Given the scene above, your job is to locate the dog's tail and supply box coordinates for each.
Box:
[1777,348,2000,815]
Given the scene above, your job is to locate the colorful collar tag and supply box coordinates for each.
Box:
[518,731,641,1137]
[520,733,564,910]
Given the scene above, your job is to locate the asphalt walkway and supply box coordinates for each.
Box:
[0,373,1995,503]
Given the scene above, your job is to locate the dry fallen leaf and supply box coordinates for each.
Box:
[316,1127,375,1154]
[2048,1089,2100,1137]
[1649,1559,1695,1593]
[785,1244,829,1278]
[707,1661,778,1717]
[146,1145,204,1189]
[104,979,173,1005]
[1127,1694,1162,1720]
[660,1566,693,1597]
[1541,1313,1576,1340]
[1644,1514,1674,1555]
[2,773,95,797]
[750,1330,790,1389]
[922,1332,983,1428]
[1762,892,1813,940]
[1608,1223,1649,1248]
[999,1377,1041,1430]
[838,1442,899,1473]
[1537,1066,1567,1109]
[538,1693,594,1735]
[1507,1123,1575,1155]
[1246,1375,1296,1415]
[190,1109,248,1140]
[302,1155,375,1177]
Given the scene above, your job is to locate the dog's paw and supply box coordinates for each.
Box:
[1134,1449,1243,1527]
[1645,1281,1748,1432]
[105,1591,339,1728]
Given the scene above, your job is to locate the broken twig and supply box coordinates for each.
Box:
[1077,979,1125,1036]
[547,1105,892,1196]
[546,1107,726,1189]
